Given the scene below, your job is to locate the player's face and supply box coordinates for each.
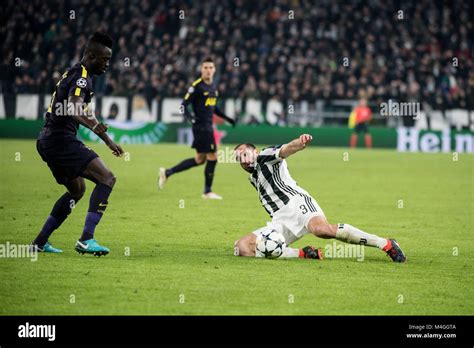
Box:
[235,146,258,173]
[201,62,215,81]
[91,46,112,75]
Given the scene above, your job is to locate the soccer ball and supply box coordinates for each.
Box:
[255,230,286,259]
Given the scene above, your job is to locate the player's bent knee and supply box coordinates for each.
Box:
[109,174,117,187]
[77,186,86,199]
[309,221,335,238]
[206,153,217,161]
[102,172,116,188]
[195,155,206,165]
[67,180,86,201]
[70,188,85,201]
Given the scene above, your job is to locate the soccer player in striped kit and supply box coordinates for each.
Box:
[233,134,406,262]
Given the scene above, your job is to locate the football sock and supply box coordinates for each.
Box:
[80,183,112,241]
[33,192,77,247]
[166,158,198,177]
[350,134,357,147]
[336,223,387,249]
[365,134,373,148]
[281,247,300,258]
[204,159,217,193]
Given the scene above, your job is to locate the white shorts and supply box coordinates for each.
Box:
[252,193,325,245]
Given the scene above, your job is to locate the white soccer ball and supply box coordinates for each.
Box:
[255,230,286,259]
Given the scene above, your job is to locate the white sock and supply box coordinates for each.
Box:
[336,223,387,249]
[280,247,300,258]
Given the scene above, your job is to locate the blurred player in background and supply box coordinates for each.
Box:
[159,57,235,199]
[32,32,124,256]
[233,134,406,262]
[349,98,373,148]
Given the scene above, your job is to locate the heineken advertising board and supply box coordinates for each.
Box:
[0,119,472,153]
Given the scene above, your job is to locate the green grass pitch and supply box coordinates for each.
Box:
[0,139,472,315]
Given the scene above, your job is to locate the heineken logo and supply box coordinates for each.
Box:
[397,127,473,153]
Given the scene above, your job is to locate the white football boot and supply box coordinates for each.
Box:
[202,192,223,200]
[158,167,167,190]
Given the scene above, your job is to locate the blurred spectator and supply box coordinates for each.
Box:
[275,112,287,127]
[0,0,471,111]
[106,103,119,120]
[247,114,261,125]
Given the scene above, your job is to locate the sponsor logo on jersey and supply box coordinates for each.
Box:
[205,97,217,106]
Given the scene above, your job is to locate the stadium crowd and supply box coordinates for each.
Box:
[1,0,472,110]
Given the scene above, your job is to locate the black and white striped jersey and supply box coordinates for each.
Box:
[249,145,313,216]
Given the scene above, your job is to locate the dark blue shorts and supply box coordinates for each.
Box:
[37,137,98,185]
[192,126,216,153]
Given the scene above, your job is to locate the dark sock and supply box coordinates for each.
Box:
[80,183,112,241]
[33,192,77,247]
[166,158,198,177]
[204,160,217,193]
[81,212,101,241]
[33,215,60,247]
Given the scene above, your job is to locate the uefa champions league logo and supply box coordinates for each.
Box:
[76,78,87,88]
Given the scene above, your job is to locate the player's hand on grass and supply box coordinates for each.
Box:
[299,134,313,148]
[92,122,108,135]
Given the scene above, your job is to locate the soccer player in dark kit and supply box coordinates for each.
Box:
[158,57,235,200]
[32,32,124,256]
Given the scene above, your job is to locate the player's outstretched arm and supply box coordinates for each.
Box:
[279,134,313,158]
[68,95,124,157]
